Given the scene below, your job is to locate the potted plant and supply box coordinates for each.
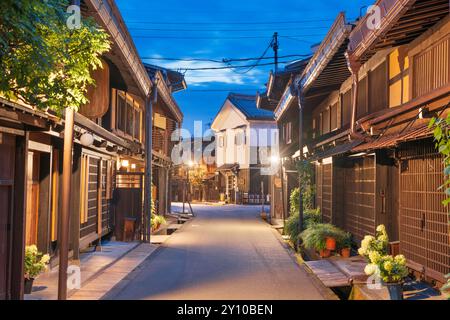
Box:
[364,253,409,300]
[339,232,353,258]
[24,245,50,294]
[300,224,340,258]
[358,224,389,261]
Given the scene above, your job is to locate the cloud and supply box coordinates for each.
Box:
[156,60,264,86]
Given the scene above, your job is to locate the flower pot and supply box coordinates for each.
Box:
[385,283,404,300]
[325,237,336,251]
[341,247,351,258]
[319,249,331,258]
[24,278,34,294]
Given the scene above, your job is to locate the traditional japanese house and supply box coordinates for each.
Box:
[257,59,309,223]
[0,0,152,299]
[299,1,449,285]
[211,93,277,204]
[144,64,185,215]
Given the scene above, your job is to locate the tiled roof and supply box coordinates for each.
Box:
[228,93,275,120]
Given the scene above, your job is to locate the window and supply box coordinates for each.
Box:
[115,90,143,142]
[389,48,410,108]
[322,108,330,134]
[369,61,388,113]
[219,135,225,147]
[284,122,292,144]
[80,154,89,224]
[235,130,246,146]
[342,89,352,126]
[330,103,338,131]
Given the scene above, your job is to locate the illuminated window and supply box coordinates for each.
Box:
[389,48,410,108]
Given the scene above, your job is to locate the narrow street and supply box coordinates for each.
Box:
[106,204,326,300]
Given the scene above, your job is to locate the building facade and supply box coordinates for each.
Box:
[278,2,449,285]
[211,93,277,204]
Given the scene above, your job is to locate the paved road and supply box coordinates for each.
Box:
[107,204,326,300]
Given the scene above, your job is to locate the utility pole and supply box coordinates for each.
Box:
[58,0,80,300]
[272,32,279,72]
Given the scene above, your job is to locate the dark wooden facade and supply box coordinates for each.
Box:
[257,2,449,284]
[295,2,449,285]
[0,0,156,299]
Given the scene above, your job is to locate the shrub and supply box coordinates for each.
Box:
[25,245,50,279]
[284,208,321,244]
[300,223,346,251]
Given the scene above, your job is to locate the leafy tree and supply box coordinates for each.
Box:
[0,0,110,114]
[429,115,450,206]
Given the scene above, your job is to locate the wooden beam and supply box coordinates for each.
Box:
[10,132,29,300]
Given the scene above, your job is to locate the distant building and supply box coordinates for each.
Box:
[211,93,277,204]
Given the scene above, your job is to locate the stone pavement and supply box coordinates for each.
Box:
[25,241,145,300]
[70,243,157,300]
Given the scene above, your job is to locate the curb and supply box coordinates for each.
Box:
[266,220,339,300]
[67,241,141,299]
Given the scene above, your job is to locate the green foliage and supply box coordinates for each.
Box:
[441,274,450,299]
[429,115,450,206]
[295,161,316,210]
[284,208,321,245]
[0,0,110,114]
[300,223,347,251]
[337,232,353,250]
[24,245,50,279]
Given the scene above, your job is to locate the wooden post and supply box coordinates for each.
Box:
[58,107,74,300]
[11,133,29,300]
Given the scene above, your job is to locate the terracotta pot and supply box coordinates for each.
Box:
[24,278,34,294]
[319,249,331,258]
[325,237,336,251]
[341,247,351,258]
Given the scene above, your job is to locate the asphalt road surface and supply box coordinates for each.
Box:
[107,204,326,300]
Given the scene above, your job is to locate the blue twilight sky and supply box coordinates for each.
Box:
[116,0,371,133]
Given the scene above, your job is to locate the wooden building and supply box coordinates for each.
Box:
[293,2,449,285]
[257,60,310,222]
[0,0,167,299]
[144,64,186,215]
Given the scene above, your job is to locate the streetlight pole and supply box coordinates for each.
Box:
[296,85,305,247]
[144,83,155,243]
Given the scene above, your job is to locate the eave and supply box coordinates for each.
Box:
[301,12,352,93]
[84,0,152,98]
[348,0,449,63]
[155,70,184,123]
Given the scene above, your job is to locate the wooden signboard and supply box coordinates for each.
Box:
[79,59,110,119]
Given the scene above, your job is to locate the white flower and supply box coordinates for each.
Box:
[376,225,386,233]
[364,264,378,276]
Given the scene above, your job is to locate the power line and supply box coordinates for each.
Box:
[187,88,261,92]
[128,26,331,32]
[140,54,310,64]
[125,18,338,25]
[179,60,295,71]
[132,34,324,40]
